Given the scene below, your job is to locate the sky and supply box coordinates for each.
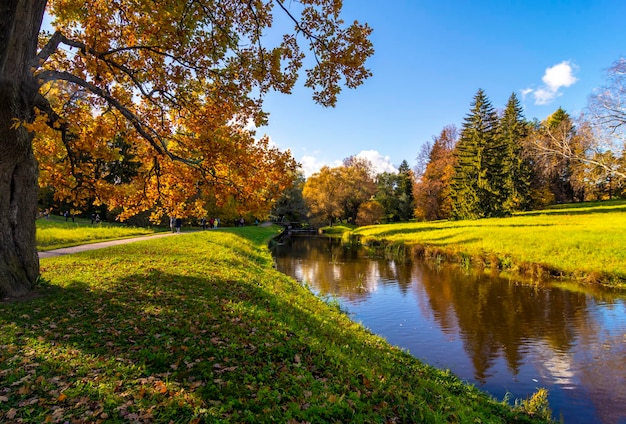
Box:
[257,0,626,177]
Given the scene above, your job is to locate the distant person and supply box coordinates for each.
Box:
[170,216,176,233]
[201,217,207,230]
[175,218,182,233]
[95,214,100,224]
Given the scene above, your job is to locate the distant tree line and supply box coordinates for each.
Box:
[273,157,415,227]
[415,58,626,221]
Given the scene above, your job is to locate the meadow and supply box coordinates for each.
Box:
[0,224,549,423]
[353,199,626,286]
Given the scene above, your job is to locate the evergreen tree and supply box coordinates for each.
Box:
[396,160,416,221]
[450,89,500,219]
[499,93,533,211]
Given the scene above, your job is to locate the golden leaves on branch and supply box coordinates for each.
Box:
[35,0,372,221]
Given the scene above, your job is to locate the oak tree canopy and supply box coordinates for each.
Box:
[0,0,374,297]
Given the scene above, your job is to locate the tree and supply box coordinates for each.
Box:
[271,170,309,222]
[339,156,377,223]
[588,57,626,138]
[526,108,590,203]
[0,0,374,297]
[396,160,415,221]
[413,125,457,220]
[356,200,385,226]
[302,166,343,226]
[374,172,400,222]
[528,57,626,194]
[499,93,533,211]
[450,89,502,219]
[374,161,414,222]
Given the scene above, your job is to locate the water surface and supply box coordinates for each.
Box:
[272,236,626,424]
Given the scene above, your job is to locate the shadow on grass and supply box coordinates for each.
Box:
[359,223,557,241]
[521,201,626,217]
[2,266,533,423]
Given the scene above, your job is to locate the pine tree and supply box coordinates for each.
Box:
[450,89,500,219]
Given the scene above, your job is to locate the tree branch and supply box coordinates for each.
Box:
[37,69,172,156]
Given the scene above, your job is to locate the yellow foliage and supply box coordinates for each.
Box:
[28,0,372,222]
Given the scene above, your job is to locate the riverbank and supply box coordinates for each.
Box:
[350,200,626,288]
[1,226,548,423]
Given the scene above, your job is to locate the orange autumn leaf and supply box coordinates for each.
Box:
[155,381,167,394]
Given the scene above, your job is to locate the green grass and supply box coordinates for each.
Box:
[1,225,548,423]
[37,216,159,250]
[353,199,626,286]
[320,224,357,235]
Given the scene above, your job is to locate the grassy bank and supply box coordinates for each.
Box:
[37,216,158,251]
[1,226,548,423]
[353,199,626,286]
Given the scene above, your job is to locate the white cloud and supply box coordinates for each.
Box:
[523,61,578,105]
[299,155,342,177]
[299,150,397,178]
[542,61,578,91]
[356,150,398,174]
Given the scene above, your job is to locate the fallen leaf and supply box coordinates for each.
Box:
[155,381,167,394]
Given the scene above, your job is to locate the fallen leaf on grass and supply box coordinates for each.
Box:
[155,380,167,394]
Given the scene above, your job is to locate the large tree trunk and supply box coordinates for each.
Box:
[0,0,47,298]
[0,127,40,298]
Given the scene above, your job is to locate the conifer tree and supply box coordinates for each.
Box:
[499,93,533,211]
[396,160,416,221]
[450,89,500,219]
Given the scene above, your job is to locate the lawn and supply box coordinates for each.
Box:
[36,216,159,251]
[353,199,626,286]
[1,225,548,423]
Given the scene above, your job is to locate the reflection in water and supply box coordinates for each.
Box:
[272,236,626,424]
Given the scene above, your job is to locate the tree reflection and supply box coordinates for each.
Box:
[272,235,626,423]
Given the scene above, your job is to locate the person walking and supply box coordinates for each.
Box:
[175,217,182,233]
[170,216,176,233]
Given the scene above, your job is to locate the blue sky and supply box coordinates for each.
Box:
[259,1,626,176]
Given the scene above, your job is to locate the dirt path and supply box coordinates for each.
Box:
[38,232,181,259]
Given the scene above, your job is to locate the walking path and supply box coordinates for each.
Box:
[38,232,180,259]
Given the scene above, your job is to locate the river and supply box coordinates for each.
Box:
[271,235,626,424]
